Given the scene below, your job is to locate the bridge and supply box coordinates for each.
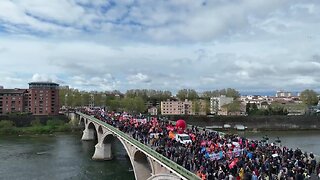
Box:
[75,112,200,180]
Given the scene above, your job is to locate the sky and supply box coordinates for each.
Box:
[0,0,319,94]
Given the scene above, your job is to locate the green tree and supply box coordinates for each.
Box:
[225,88,240,99]
[202,88,240,99]
[81,92,90,106]
[122,97,146,113]
[300,89,318,106]
[176,89,198,100]
[192,100,200,115]
[224,101,241,112]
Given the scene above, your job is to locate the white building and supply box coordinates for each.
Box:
[148,107,158,115]
[210,95,233,114]
[276,90,292,98]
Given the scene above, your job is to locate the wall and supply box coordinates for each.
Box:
[0,114,69,127]
[166,115,320,130]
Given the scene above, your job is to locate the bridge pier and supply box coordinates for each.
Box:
[92,141,112,160]
[81,128,95,140]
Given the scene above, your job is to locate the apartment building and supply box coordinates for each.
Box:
[161,99,194,115]
[28,82,59,115]
[0,89,28,114]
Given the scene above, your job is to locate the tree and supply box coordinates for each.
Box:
[224,101,241,112]
[192,100,200,115]
[202,88,240,100]
[81,93,90,106]
[300,89,318,106]
[225,88,240,99]
[176,89,198,100]
[122,97,146,113]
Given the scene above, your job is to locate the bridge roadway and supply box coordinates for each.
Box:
[76,112,200,180]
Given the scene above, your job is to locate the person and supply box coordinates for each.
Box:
[251,171,258,180]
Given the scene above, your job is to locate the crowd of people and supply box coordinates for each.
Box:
[82,108,320,180]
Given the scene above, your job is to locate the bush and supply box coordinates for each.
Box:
[30,119,42,127]
[55,124,71,132]
[0,120,14,128]
[47,119,65,127]
[22,126,53,134]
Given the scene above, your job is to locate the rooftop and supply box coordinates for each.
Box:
[28,82,59,86]
[0,89,27,94]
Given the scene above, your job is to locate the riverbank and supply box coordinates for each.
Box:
[0,119,82,135]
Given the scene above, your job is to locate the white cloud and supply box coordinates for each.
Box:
[31,73,59,82]
[0,1,320,93]
[127,73,151,84]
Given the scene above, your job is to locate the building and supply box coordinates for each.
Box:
[0,89,28,114]
[0,85,3,89]
[28,82,59,115]
[210,95,233,114]
[276,91,292,98]
[161,99,194,115]
[148,106,158,115]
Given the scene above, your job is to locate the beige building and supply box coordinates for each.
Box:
[161,99,194,115]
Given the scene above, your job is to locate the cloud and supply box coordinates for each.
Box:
[71,74,119,91]
[31,73,63,83]
[1,1,320,93]
[127,73,151,84]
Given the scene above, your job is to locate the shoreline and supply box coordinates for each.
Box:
[0,124,83,136]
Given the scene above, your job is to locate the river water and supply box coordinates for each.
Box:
[0,133,134,180]
[236,130,320,155]
[0,131,319,180]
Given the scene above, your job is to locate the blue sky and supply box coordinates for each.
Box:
[0,0,320,94]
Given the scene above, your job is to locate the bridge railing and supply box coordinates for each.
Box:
[77,112,200,180]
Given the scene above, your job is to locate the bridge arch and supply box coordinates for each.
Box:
[79,117,85,126]
[81,121,97,141]
[117,137,153,180]
[98,126,103,134]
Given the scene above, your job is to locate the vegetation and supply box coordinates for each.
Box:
[246,103,289,115]
[59,87,240,113]
[176,89,199,100]
[121,97,146,113]
[202,88,240,100]
[300,89,319,106]
[0,119,71,135]
[223,101,241,112]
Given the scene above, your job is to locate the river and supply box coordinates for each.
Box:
[0,133,134,180]
[231,130,320,155]
[0,130,319,180]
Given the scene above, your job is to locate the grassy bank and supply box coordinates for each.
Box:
[0,119,79,135]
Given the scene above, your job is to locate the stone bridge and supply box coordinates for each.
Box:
[76,112,200,180]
